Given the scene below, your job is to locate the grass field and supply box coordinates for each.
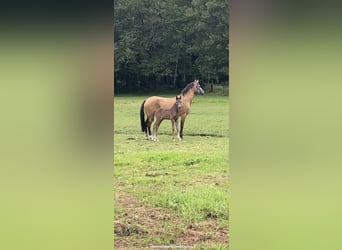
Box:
[114,90,229,249]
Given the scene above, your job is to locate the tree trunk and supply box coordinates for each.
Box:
[173,48,180,89]
[208,71,214,92]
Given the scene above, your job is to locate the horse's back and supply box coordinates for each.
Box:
[145,96,174,106]
[144,96,174,115]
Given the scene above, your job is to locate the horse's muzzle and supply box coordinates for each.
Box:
[197,87,205,95]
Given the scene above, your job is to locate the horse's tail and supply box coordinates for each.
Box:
[140,100,146,132]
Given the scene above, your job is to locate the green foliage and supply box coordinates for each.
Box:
[114,0,229,92]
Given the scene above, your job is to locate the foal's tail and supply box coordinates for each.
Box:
[140,100,146,132]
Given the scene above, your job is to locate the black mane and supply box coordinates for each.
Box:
[180,81,195,96]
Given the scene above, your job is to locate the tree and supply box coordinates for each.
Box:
[114,0,229,93]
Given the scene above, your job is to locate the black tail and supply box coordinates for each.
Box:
[140,100,146,132]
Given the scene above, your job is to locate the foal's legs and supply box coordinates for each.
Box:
[171,120,175,141]
[179,115,186,140]
[152,118,161,141]
[152,123,158,141]
[174,118,181,141]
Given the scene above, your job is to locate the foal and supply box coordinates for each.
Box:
[151,95,182,142]
[140,80,204,139]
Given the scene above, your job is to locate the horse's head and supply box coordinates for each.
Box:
[175,95,182,109]
[194,80,205,95]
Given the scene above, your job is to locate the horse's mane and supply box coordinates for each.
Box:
[180,81,195,96]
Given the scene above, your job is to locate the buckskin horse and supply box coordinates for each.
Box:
[140,80,205,140]
[151,95,182,142]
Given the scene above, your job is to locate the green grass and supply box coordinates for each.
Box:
[152,185,229,222]
[114,94,229,248]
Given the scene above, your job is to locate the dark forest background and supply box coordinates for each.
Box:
[114,0,229,93]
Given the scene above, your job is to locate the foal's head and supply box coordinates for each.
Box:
[175,95,182,110]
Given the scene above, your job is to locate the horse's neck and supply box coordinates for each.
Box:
[181,89,195,105]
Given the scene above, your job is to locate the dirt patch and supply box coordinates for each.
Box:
[180,220,229,245]
[203,175,229,186]
[114,191,229,249]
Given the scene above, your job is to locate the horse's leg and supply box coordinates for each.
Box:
[146,115,154,140]
[179,115,186,140]
[175,118,181,141]
[152,119,160,142]
[152,120,157,141]
[171,120,175,141]
[144,116,150,138]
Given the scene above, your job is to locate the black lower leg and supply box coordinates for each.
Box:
[145,119,150,136]
[180,120,184,139]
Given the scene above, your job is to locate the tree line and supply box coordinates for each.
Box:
[114,0,229,93]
